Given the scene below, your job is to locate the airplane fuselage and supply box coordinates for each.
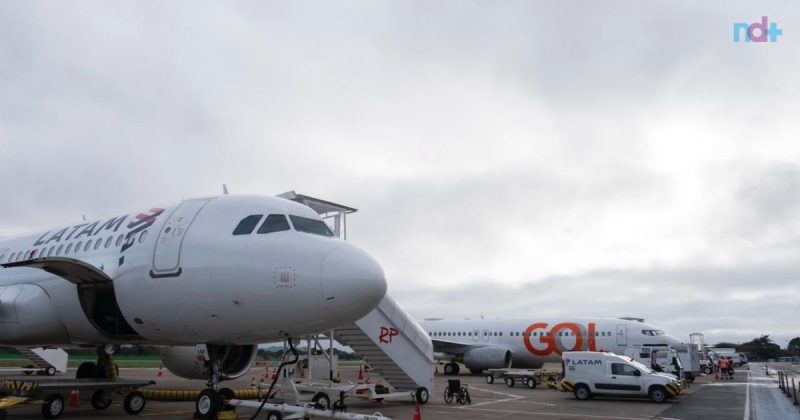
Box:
[420,317,682,368]
[0,195,387,347]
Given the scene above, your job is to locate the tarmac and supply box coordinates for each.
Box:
[0,362,798,419]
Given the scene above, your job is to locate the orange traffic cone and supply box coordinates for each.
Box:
[157,365,164,377]
[68,389,80,406]
[412,403,421,420]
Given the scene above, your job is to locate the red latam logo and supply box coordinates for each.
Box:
[523,322,597,356]
[379,327,399,343]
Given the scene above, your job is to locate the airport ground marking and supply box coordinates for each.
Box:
[743,369,751,420]
[456,385,525,409]
[452,407,651,419]
[469,385,524,399]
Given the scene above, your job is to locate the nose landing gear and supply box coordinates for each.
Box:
[194,345,228,419]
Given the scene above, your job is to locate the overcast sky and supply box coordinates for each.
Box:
[1,1,798,346]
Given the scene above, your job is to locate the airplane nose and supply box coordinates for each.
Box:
[321,244,387,320]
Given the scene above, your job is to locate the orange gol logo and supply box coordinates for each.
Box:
[523,322,597,356]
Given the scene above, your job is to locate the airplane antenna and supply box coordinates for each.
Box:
[82,214,87,221]
[222,184,229,195]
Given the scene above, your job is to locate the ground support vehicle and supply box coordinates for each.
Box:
[560,351,682,403]
[0,377,154,419]
[484,368,561,389]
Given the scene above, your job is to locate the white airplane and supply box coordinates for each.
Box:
[419,317,682,375]
[0,194,387,417]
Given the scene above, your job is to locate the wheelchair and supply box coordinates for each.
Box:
[443,379,472,405]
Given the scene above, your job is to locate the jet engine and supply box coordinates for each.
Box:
[462,346,512,370]
[160,345,257,381]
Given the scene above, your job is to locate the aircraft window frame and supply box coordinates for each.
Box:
[56,245,63,256]
[233,215,263,236]
[94,239,102,250]
[105,236,113,248]
[257,214,291,235]
[48,247,55,257]
[8,253,15,262]
[116,235,124,247]
[66,244,73,254]
[76,241,83,253]
[289,215,335,237]
[139,230,148,243]
[84,240,92,252]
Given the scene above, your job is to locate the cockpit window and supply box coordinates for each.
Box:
[233,215,263,235]
[642,329,665,336]
[289,215,334,237]
[257,214,291,234]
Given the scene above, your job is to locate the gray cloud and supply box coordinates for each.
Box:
[1,1,799,344]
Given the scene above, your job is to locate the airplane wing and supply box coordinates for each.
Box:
[431,339,488,355]
[2,257,112,285]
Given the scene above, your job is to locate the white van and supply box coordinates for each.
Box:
[710,350,741,367]
[561,351,682,403]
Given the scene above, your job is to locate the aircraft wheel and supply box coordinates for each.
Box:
[443,363,458,375]
[526,377,537,389]
[195,389,219,419]
[505,376,515,387]
[702,366,712,375]
[23,364,35,375]
[485,374,494,384]
[415,387,429,405]
[124,391,146,415]
[45,366,57,376]
[91,390,113,410]
[76,362,99,379]
[266,411,282,420]
[42,394,65,419]
[218,388,236,411]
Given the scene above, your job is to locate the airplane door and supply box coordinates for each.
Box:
[616,325,627,346]
[482,330,490,342]
[151,198,210,278]
[472,329,480,343]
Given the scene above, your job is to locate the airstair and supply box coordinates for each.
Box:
[279,192,434,396]
[334,294,434,393]
[16,348,68,375]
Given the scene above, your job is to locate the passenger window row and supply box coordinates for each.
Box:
[428,330,614,338]
[0,230,148,264]
[233,214,334,237]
